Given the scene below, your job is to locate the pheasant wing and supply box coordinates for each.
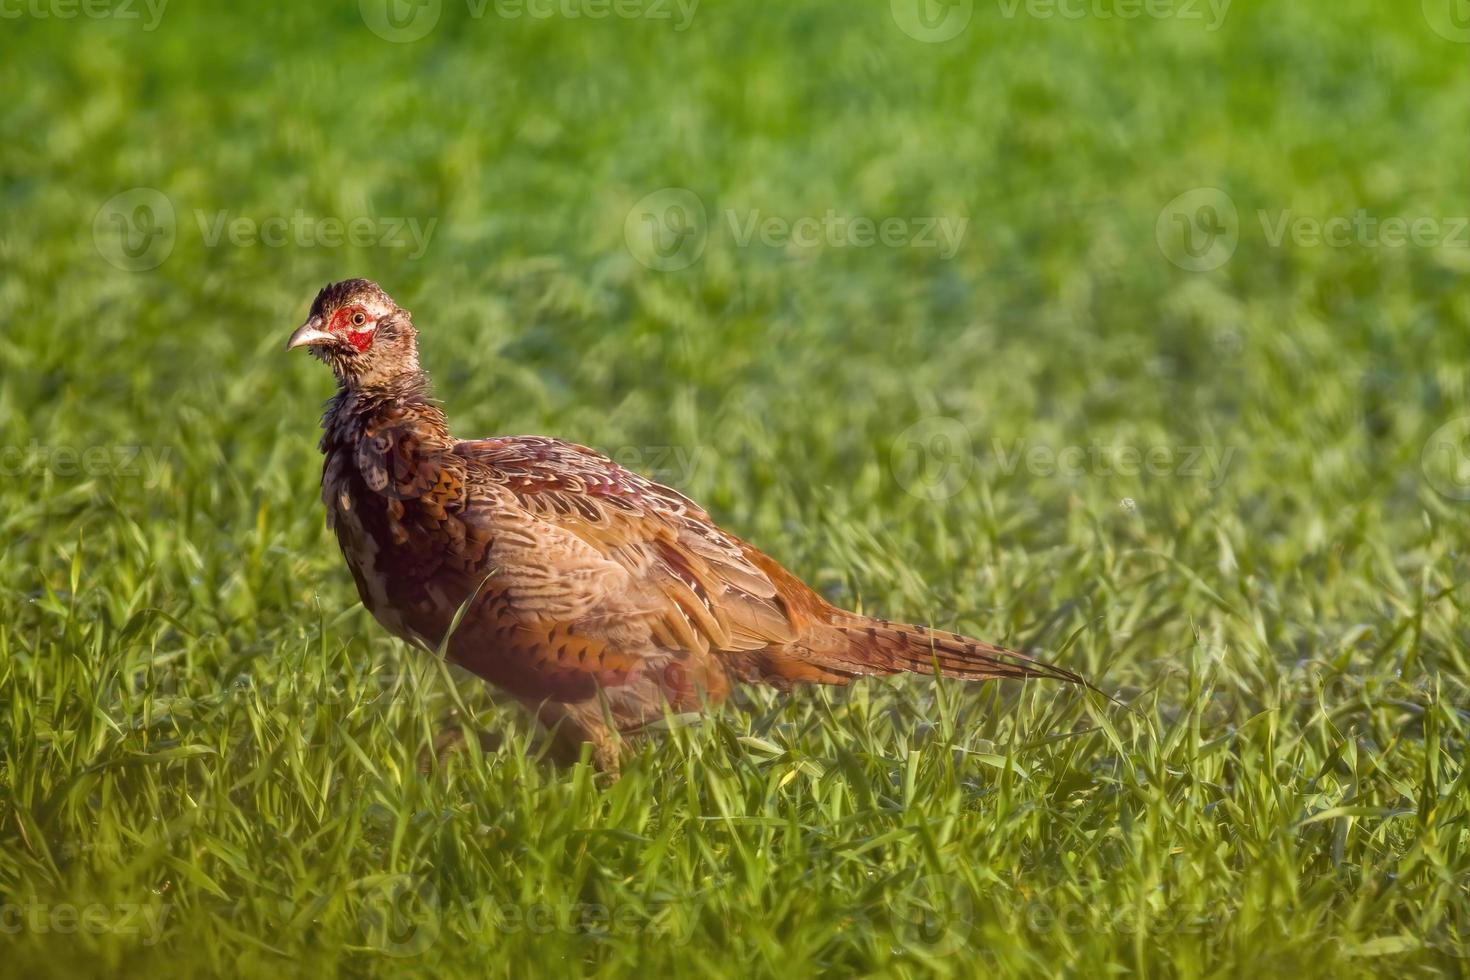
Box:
[454,437,799,680]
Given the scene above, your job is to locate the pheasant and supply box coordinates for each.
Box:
[288,278,1086,769]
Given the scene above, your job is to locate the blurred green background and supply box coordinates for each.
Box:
[3,0,1468,976]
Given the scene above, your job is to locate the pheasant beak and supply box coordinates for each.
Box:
[286,317,333,351]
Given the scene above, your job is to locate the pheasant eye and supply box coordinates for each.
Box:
[329,306,376,352]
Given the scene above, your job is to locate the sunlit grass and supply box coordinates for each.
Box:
[2,0,1468,976]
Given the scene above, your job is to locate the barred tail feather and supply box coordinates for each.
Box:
[825,614,1087,686]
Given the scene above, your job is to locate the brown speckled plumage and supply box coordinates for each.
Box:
[289,279,1086,769]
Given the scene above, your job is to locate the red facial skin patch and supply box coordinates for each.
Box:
[328,306,376,352]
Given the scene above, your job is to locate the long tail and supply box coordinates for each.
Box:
[723,612,1089,690]
[822,613,1087,686]
[722,544,1091,692]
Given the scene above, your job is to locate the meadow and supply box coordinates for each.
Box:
[2,0,1468,975]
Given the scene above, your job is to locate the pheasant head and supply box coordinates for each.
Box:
[287,278,422,391]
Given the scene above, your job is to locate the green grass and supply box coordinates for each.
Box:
[3,0,1469,975]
